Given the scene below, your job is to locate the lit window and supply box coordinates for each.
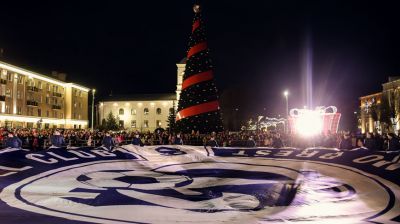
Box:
[131,109,136,115]
[144,120,149,128]
[5,89,11,97]
[18,75,23,84]
[119,108,124,115]
[131,120,136,128]
[156,108,162,115]
[144,108,149,115]
[156,120,162,127]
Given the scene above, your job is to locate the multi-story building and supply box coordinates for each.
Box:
[98,94,176,131]
[359,77,400,134]
[359,92,382,133]
[97,59,186,131]
[0,61,89,129]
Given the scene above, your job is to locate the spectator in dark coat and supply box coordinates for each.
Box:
[50,130,65,147]
[375,133,384,150]
[272,134,283,148]
[206,136,219,147]
[132,134,144,146]
[173,134,183,145]
[387,133,400,151]
[339,133,353,150]
[246,136,256,147]
[102,133,114,150]
[5,132,22,148]
[364,132,376,150]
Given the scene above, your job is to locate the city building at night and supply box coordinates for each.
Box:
[0,61,89,129]
[359,77,400,134]
[97,59,185,131]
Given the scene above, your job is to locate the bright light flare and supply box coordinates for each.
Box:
[295,110,323,137]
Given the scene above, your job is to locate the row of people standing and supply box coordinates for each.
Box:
[339,132,400,151]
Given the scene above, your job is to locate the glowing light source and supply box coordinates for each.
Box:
[289,106,340,137]
[295,110,322,137]
[283,90,289,97]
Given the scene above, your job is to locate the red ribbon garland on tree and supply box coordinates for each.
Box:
[187,42,207,58]
[176,100,220,121]
[182,70,213,90]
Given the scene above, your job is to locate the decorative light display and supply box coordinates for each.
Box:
[245,117,286,131]
[175,4,223,134]
[288,106,341,136]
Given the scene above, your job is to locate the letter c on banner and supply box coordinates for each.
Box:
[26,154,58,164]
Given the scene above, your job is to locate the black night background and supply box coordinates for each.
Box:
[0,0,399,130]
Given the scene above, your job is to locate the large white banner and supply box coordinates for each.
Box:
[0,145,399,223]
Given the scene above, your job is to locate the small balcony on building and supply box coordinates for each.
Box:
[0,79,7,85]
[51,104,62,110]
[52,92,62,97]
[26,100,39,107]
[0,95,6,101]
[27,86,39,92]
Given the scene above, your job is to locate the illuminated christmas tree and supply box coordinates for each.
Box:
[176,4,223,134]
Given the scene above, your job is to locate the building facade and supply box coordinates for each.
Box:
[98,94,176,131]
[0,61,89,129]
[97,59,186,132]
[359,92,382,133]
[359,77,400,134]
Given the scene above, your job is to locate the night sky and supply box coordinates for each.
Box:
[0,1,399,130]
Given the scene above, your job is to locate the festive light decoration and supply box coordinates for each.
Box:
[176,4,223,133]
[288,106,341,136]
[245,117,286,131]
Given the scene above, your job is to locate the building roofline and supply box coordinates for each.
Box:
[359,92,382,100]
[0,60,90,90]
[99,93,176,102]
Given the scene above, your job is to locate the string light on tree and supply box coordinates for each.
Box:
[176,4,223,134]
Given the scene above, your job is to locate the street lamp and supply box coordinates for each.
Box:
[91,89,96,131]
[283,90,289,117]
[283,90,289,134]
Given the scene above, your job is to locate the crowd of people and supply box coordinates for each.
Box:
[0,127,400,151]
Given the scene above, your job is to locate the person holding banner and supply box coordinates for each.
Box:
[174,133,183,145]
[50,130,65,147]
[132,133,144,146]
[339,132,353,150]
[387,133,400,151]
[5,132,22,149]
[102,132,115,150]
[364,132,376,150]
[206,136,219,147]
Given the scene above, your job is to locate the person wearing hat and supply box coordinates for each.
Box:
[50,130,65,147]
[5,132,22,148]
[102,132,115,150]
